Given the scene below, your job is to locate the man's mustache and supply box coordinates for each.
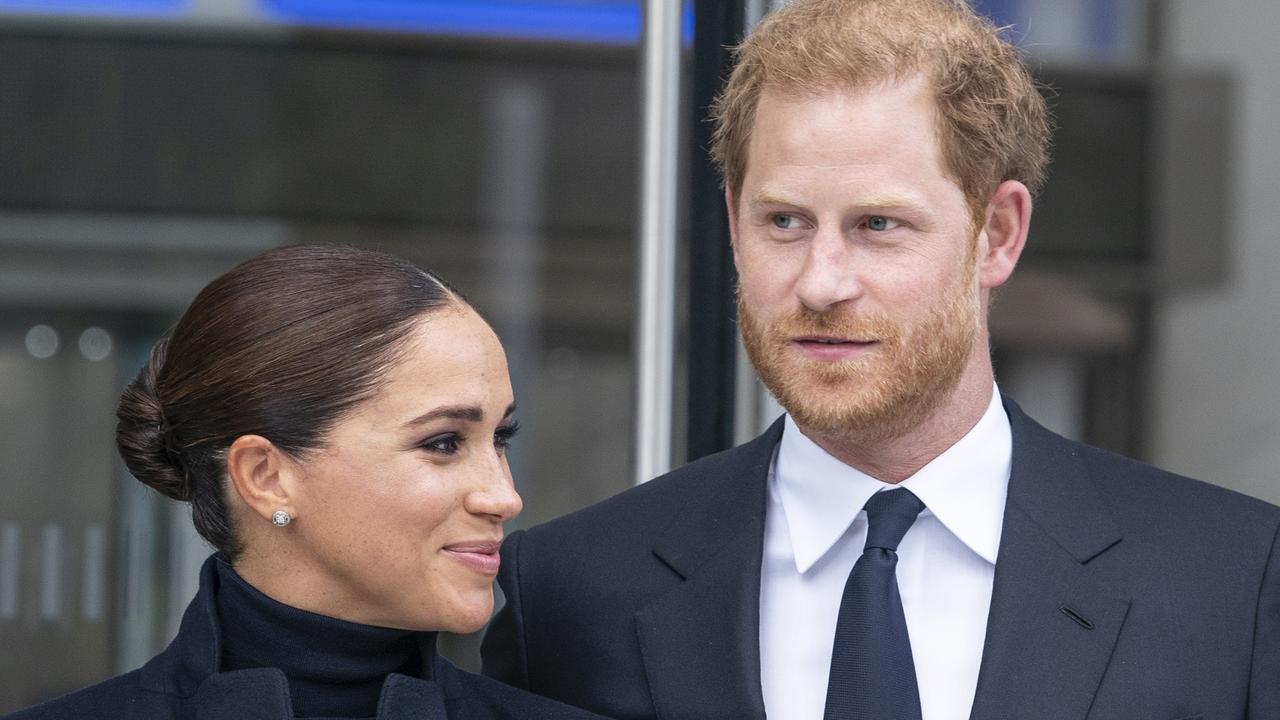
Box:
[763,310,900,343]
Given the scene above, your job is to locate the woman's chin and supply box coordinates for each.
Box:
[440,610,493,635]
[418,591,495,635]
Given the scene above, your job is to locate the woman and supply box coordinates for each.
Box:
[7,245,605,719]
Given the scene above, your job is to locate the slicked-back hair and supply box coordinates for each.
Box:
[116,244,464,560]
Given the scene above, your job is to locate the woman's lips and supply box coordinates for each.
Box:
[793,337,878,361]
[442,540,502,576]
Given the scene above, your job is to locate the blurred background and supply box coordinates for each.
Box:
[0,0,1276,710]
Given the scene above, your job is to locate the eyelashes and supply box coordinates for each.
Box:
[421,433,462,455]
[494,420,521,450]
[420,420,520,457]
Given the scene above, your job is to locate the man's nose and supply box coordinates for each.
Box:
[793,226,863,312]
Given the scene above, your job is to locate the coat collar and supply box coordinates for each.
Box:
[635,417,783,720]
[137,555,456,719]
[968,397,1130,719]
[188,670,448,720]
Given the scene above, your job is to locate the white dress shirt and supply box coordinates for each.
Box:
[759,386,1011,720]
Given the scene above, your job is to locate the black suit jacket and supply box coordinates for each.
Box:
[482,399,1280,719]
[6,556,606,720]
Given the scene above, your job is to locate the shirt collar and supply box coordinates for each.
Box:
[774,385,1011,573]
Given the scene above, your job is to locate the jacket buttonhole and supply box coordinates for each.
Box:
[1058,604,1094,630]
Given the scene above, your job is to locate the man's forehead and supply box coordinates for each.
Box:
[740,77,950,200]
[754,71,934,108]
[748,75,940,148]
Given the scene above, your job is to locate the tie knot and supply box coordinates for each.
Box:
[862,488,925,552]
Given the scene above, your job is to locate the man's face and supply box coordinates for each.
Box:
[731,76,987,444]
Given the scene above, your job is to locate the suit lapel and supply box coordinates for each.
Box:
[969,400,1131,720]
[634,419,783,720]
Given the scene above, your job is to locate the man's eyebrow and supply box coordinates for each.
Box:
[406,402,518,427]
[849,194,925,211]
[749,189,924,211]
[749,190,804,208]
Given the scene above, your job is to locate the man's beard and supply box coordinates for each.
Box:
[739,271,980,447]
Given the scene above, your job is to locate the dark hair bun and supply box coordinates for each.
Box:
[116,339,192,502]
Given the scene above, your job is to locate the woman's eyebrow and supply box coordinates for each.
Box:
[406,402,517,427]
[406,405,484,426]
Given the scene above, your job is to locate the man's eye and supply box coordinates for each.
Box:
[421,433,462,455]
[771,214,802,230]
[865,215,897,231]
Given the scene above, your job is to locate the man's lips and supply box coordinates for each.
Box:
[792,336,878,360]
[794,335,877,344]
[442,540,502,575]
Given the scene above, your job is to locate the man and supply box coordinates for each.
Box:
[481,1,1280,718]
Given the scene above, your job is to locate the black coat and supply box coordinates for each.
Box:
[6,558,607,720]
[481,398,1280,719]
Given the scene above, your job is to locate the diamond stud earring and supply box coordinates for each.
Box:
[271,510,292,527]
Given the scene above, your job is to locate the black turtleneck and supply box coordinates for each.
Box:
[214,558,436,720]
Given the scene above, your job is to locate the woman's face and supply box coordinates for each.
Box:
[282,304,522,632]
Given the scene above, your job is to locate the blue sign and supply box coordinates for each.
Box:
[263,0,694,45]
[0,0,182,16]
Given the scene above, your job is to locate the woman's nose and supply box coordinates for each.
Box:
[466,465,523,522]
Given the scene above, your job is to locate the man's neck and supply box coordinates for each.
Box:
[801,372,996,484]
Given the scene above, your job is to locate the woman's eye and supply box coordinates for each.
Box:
[421,433,462,455]
[865,215,897,231]
[494,421,521,454]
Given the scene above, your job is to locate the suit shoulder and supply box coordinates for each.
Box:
[3,670,160,720]
[1010,402,1279,528]
[1051,433,1280,550]
[1084,440,1275,516]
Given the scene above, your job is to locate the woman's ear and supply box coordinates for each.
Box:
[977,180,1033,290]
[225,435,296,526]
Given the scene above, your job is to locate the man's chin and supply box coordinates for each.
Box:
[773,384,889,430]
[770,373,940,440]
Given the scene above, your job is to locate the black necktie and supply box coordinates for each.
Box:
[823,488,926,720]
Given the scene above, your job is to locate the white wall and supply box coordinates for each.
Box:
[1150,1,1280,504]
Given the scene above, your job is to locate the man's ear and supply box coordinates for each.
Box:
[977,180,1033,290]
[225,435,297,526]
[725,187,742,269]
